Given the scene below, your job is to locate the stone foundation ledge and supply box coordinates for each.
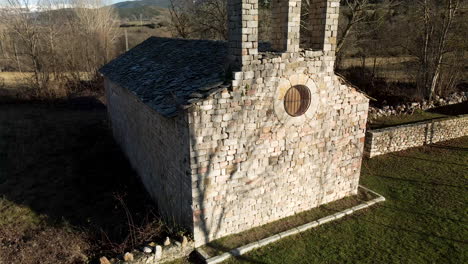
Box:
[195,185,386,264]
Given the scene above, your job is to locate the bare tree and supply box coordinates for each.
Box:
[168,0,194,38]
[192,0,227,40]
[335,0,399,60]
[71,0,118,73]
[0,0,118,96]
[0,0,45,90]
[405,0,462,99]
[169,0,227,40]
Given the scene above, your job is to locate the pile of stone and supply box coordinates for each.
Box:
[99,236,193,264]
[368,91,467,119]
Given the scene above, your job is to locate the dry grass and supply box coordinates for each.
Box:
[340,56,415,68]
[340,56,416,83]
[0,72,97,88]
[0,221,91,264]
[0,99,173,263]
[0,72,31,88]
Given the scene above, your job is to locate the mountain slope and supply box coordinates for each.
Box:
[113,0,171,9]
[112,0,170,20]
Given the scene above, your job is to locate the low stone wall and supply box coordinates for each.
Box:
[364,115,468,158]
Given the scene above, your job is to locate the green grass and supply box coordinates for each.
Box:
[216,137,468,264]
[369,109,447,129]
[201,189,376,257]
[369,102,468,129]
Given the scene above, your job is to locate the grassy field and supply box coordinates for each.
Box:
[0,72,31,88]
[369,109,447,129]
[340,56,416,83]
[0,72,96,90]
[201,189,377,257]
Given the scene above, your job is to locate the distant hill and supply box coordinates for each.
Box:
[112,0,170,20]
[113,0,171,9]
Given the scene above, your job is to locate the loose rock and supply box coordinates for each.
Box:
[155,245,163,260]
[163,237,171,246]
[123,252,134,262]
[181,236,188,248]
[143,246,152,253]
[99,256,111,264]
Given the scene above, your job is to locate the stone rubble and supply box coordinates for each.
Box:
[163,237,171,246]
[368,91,467,120]
[99,256,111,264]
[103,236,193,264]
[123,252,134,262]
[142,246,152,254]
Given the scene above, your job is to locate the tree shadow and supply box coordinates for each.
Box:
[0,98,160,249]
[427,101,468,116]
[372,173,467,190]
[388,152,468,167]
[428,143,468,152]
[376,204,467,224]
[348,211,467,245]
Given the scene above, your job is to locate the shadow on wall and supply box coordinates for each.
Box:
[187,91,349,250]
[188,103,295,248]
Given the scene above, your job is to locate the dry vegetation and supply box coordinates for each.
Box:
[1,0,467,101]
[0,101,185,263]
[0,0,120,97]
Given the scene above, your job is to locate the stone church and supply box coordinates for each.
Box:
[100,0,369,247]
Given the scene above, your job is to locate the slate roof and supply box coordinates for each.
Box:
[100,37,231,117]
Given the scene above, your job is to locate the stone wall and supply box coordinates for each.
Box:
[188,51,369,246]
[364,115,468,158]
[105,79,193,228]
[306,0,340,51]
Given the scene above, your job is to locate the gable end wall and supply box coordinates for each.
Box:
[188,53,369,246]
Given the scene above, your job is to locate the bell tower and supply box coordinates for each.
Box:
[227,0,341,71]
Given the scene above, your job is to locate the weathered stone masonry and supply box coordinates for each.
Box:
[101,0,369,247]
[105,80,193,228]
[189,0,368,245]
[365,115,468,158]
[189,65,368,245]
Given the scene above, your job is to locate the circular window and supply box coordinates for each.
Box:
[283,85,311,117]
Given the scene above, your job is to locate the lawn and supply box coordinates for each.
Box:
[200,188,378,257]
[217,137,468,264]
[369,109,447,129]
